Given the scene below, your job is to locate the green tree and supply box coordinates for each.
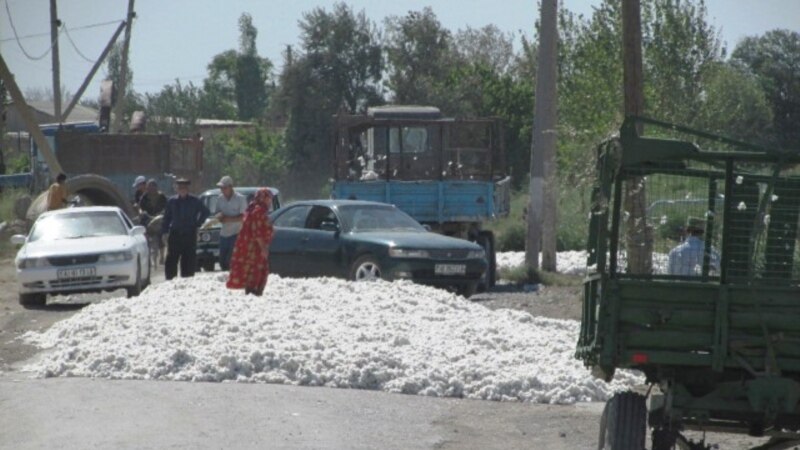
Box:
[384,8,454,106]
[206,126,288,187]
[104,43,143,117]
[274,2,383,194]
[144,80,203,136]
[731,29,800,150]
[204,13,273,121]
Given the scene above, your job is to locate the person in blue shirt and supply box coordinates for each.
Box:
[161,178,210,280]
[668,217,720,276]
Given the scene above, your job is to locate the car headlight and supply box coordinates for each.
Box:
[467,249,486,259]
[388,248,430,258]
[199,232,211,242]
[18,257,50,269]
[99,251,134,263]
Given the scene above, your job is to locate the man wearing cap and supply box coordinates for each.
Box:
[668,217,720,276]
[132,175,147,207]
[161,178,210,280]
[215,175,247,271]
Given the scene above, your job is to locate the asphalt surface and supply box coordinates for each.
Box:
[0,256,767,449]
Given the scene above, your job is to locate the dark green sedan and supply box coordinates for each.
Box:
[269,200,487,296]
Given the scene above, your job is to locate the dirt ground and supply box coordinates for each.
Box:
[0,254,774,449]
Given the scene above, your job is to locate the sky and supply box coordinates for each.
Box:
[1,0,798,103]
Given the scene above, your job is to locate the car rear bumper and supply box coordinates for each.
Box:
[17,260,138,295]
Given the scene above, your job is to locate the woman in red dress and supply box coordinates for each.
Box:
[226,188,274,296]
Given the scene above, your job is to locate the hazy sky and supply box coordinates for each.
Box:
[2,0,798,101]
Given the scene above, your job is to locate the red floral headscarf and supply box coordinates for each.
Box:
[247,188,273,214]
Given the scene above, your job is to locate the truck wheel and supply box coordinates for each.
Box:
[19,293,46,308]
[350,255,382,281]
[476,231,496,292]
[457,282,477,298]
[597,392,646,450]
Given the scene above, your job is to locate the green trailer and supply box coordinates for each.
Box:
[577,117,800,449]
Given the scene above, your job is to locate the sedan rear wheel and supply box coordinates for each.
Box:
[350,255,383,282]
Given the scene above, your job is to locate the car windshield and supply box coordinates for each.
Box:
[28,211,127,242]
[338,205,426,233]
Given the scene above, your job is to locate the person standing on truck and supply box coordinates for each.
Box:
[132,175,147,206]
[161,178,210,280]
[46,173,69,211]
[214,176,247,271]
[667,217,720,276]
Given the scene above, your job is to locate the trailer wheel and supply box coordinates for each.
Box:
[597,392,646,450]
[476,231,496,292]
[651,427,678,450]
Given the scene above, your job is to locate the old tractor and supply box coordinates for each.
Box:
[578,116,800,449]
[331,106,511,290]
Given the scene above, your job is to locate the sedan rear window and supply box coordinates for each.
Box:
[29,211,127,242]
[338,205,425,232]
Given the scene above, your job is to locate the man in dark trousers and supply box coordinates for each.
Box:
[161,178,209,280]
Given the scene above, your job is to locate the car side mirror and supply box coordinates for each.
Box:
[130,226,146,236]
[10,234,26,246]
[319,221,339,233]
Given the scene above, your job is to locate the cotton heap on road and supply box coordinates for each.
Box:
[496,250,669,275]
[23,274,641,404]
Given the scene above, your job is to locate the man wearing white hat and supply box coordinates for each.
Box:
[132,175,147,207]
[215,175,247,271]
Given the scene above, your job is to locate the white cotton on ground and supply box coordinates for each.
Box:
[496,251,588,275]
[496,251,669,276]
[21,274,642,404]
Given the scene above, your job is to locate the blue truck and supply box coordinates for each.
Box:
[331,106,511,288]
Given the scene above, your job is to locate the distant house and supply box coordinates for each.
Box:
[5,101,99,133]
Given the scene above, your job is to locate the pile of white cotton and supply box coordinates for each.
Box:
[23,274,642,404]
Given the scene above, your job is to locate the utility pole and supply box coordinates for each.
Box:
[112,0,135,134]
[63,20,127,119]
[622,0,653,274]
[526,0,558,273]
[0,54,63,176]
[49,0,62,123]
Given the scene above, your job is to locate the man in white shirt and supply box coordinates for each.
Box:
[215,176,247,271]
[668,217,720,276]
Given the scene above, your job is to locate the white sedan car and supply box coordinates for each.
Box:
[11,206,151,307]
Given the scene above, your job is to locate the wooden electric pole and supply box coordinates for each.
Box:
[112,0,135,133]
[622,0,653,274]
[526,0,558,273]
[49,0,62,123]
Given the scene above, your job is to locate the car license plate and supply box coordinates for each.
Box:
[434,264,466,276]
[57,267,97,279]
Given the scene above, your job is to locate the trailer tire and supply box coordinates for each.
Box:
[476,231,496,292]
[598,392,646,450]
[27,174,134,221]
[651,427,679,450]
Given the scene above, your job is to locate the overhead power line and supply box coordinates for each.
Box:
[4,0,64,61]
[62,24,96,63]
[0,19,123,43]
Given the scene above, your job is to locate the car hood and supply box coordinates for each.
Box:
[347,231,482,250]
[19,235,136,258]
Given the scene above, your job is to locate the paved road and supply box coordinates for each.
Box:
[0,257,765,449]
[0,371,605,450]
